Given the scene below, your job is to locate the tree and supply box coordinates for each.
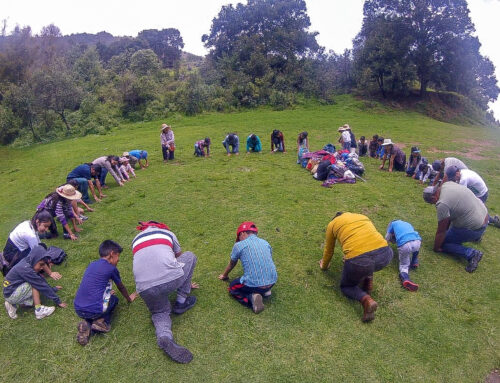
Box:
[130,49,161,77]
[138,29,184,68]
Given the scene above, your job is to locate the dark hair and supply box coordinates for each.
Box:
[31,210,53,229]
[301,131,308,138]
[332,211,344,220]
[377,137,384,142]
[373,134,379,140]
[360,136,365,140]
[67,179,79,189]
[204,137,211,145]
[106,155,114,162]
[99,240,123,258]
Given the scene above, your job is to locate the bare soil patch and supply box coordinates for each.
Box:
[427,147,487,160]
[485,369,500,383]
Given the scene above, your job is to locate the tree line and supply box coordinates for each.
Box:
[0,0,498,145]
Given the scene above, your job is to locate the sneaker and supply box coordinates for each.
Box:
[263,290,272,298]
[399,272,419,291]
[491,215,500,228]
[172,296,197,315]
[251,293,265,314]
[76,321,91,346]
[465,250,483,273]
[79,215,89,221]
[35,305,55,319]
[158,336,193,364]
[5,301,17,319]
[91,318,111,333]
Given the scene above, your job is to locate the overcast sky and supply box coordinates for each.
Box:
[3,0,500,119]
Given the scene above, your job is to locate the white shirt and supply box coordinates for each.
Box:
[459,169,488,198]
[341,131,351,143]
[9,221,40,251]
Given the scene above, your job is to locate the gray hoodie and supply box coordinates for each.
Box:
[3,245,61,304]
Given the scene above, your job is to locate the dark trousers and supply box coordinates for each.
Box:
[340,246,393,301]
[75,295,119,326]
[99,168,108,186]
[228,277,273,308]
[162,146,174,160]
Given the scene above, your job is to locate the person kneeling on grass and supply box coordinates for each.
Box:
[423,183,487,273]
[385,220,421,291]
[218,222,277,314]
[246,134,262,153]
[74,240,137,346]
[194,137,211,157]
[3,245,67,320]
[132,221,198,364]
[319,212,393,322]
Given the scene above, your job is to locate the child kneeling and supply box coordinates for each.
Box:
[3,245,67,320]
[74,240,137,346]
[385,220,421,291]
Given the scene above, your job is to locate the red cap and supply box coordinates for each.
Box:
[236,221,258,242]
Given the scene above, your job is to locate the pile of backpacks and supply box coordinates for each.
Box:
[298,144,365,188]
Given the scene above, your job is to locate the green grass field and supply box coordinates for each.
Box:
[0,96,499,382]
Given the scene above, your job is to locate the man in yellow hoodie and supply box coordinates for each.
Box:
[319,212,393,322]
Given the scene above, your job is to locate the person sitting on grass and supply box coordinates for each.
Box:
[66,163,104,203]
[431,157,468,186]
[128,150,149,169]
[1,210,63,279]
[368,134,379,158]
[194,137,211,157]
[379,139,406,172]
[3,245,67,320]
[385,220,421,291]
[423,183,487,273]
[222,133,240,156]
[357,136,368,156]
[246,134,262,153]
[132,221,198,363]
[271,129,286,153]
[218,222,277,314]
[37,185,83,241]
[319,212,393,322]
[74,240,137,346]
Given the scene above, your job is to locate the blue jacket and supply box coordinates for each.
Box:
[246,135,262,152]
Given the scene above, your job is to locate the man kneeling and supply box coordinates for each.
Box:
[219,222,277,314]
[132,221,197,363]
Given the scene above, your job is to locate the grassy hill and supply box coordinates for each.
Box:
[0,95,499,382]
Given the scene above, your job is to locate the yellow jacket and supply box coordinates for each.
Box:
[321,213,388,268]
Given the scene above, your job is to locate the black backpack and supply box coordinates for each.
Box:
[315,160,331,181]
[46,246,67,265]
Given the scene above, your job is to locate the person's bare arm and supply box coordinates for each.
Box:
[116,281,138,302]
[434,218,450,252]
[218,259,237,280]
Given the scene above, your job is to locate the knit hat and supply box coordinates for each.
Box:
[423,186,438,203]
[445,165,459,181]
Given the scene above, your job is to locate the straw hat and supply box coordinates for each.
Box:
[338,126,346,132]
[56,184,82,200]
[381,138,394,146]
[343,124,351,130]
[161,124,171,132]
[123,151,129,157]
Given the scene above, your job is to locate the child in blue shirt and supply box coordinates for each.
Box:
[385,220,421,291]
[74,240,137,346]
[128,150,149,168]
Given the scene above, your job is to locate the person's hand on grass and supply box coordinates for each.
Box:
[129,292,138,302]
[218,274,229,281]
[191,282,199,289]
[50,272,62,280]
[58,302,67,308]
[379,165,384,170]
[70,233,78,241]
[87,207,95,212]
[319,259,330,270]
[74,227,82,233]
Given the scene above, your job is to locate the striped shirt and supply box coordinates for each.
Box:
[131,227,184,293]
[230,234,277,287]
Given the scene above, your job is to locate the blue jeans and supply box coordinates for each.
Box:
[99,168,108,187]
[75,294,118,325]
[68,177,90,203]
[441,225,487,259]
[228,277,273,308]
[223,141,239,154]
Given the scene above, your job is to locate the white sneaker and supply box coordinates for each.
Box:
[263,290,272,297]
[35,305,55,320]
[5,301,17,319]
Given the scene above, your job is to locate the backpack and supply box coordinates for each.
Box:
[315,160,332,181]
[46,246,67,265]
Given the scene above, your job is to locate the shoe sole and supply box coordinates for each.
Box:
[158,337,193,364]
[403,280,419,292]
[252,294,265,314]
[36,307,55,319]
[77,321,91,346]
[466,252,483,273]
[91,320,111,333]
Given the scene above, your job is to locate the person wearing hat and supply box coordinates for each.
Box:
[194,137,211,157]
[338,126,351,151]
[161,124,175,162]
[66,163,104,204]
[431,157,468,186]
[92,155,125,187]
[131,221,198,363]
[345,124,357,154]
[36,185,83,241]
[406,146,422,177]
[118,156,136,180]
[446,166,499,227]
[422,182,487,272]
[246,134,262,153]
[379,139,406,172]
[218,222,277,314]
[122,152,138,169]
[319,212,393,322]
